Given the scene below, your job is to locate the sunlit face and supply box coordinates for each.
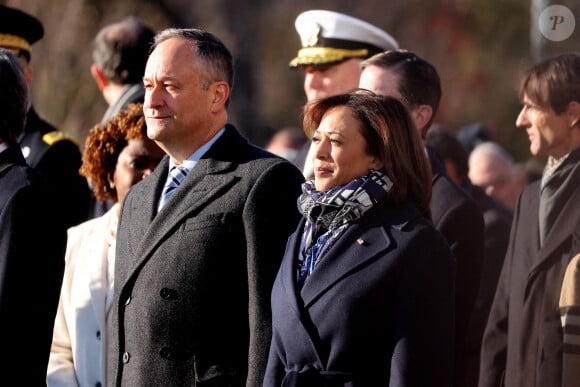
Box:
[515,93,572,158]
[311,105,382,191]
[112,138,165,204]
[303,59,362,102]
[143,37,213,156]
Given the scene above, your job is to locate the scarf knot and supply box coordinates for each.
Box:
[296,169,393,287]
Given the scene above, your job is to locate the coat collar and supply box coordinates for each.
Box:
[0,144,26,174]
[527,153,580,283]
[120,125,248,282]
[280,202,420,309]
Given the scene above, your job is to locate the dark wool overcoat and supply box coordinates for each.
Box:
[108,125,304,386]
[264,201,456,386]
[0,145,66,384]
[480,148,580,387]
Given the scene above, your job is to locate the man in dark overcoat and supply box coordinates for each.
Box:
[107,28,304,386]
[479,52,580,387]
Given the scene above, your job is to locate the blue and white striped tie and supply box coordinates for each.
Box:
[158,165,189,210]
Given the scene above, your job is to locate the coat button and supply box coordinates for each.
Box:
[96,330,101,340]
[122,352,130,363]
[124,295,131,305]
[159,347,171,359]
[96,382,102,387]
[160,288,177,300]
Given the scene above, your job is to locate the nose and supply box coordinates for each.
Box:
[145,84,164,109]
[304,71,321,94]
[515,106,528,128]
[313,138,330,160]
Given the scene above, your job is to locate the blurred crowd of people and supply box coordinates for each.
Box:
[1,4,579,387]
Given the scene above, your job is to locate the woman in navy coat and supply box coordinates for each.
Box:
[264,91,455,386]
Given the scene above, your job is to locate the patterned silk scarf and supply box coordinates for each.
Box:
[296,169,393,288]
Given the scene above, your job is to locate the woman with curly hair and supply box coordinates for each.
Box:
[47,103,165,387]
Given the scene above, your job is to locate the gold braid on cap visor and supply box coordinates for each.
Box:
[290,47,369,67]
[0,33,30,53]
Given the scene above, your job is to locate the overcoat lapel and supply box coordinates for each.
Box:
[528,184,580,278]
[300,222,391,308]
[124,158,236,280]
[120,126,244,285]
[279,223,305,317]
[525,157,580,293]
[278,222,326,365]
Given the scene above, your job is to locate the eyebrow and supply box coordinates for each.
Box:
[314,129,344,137]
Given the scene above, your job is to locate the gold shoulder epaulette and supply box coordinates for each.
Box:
[42,131,78,146]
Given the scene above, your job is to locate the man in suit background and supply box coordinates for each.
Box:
[0,48,66,385]
[0,5,91,228]
[360,49,486,387]
[108,28,304,386]
[288,9,398,176]
[88,15,155,218]
[426,126,513,387]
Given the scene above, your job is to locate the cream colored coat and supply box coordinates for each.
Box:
[47,205,119,387]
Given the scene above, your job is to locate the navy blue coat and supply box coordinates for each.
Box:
[264,201,455,386]
[0,145,66,384]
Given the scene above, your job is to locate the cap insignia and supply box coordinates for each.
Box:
[300,22,321,48]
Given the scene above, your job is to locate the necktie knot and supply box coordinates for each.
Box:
[159,165,189,210]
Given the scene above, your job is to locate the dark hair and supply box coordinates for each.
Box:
[152,28,234,101]
[520,52,580,114]
[361,49,441,137]
[303,89,433,219]
[80,103,149,202]
[425,126,469,180]
[0,48,28,144]
[92,16,154,85]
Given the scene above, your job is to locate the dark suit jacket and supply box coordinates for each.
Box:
[460,180,512,387]
[19,107,91,228]
[480,148,580,387]
[428,148,485,387]
[264,201,455,387]
[0,145,66,384]
[108,125,305,386]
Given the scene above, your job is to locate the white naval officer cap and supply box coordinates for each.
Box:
[289,9,398,68]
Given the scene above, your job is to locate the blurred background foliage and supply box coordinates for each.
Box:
[4,0,579,161]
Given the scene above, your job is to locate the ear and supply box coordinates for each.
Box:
[410,105,433,138]
[90,63,109,91]
[566,101,580,128]
[209,81,230,112]
[368,155,384,171]
[16,56,33,87]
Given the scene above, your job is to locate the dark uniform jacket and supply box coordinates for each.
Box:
[428,147,485,387]
[108,125,305,386]
[264,201,455,387]
[480,148,580,387]
[19,107,91,227]
[0,144,66,384]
